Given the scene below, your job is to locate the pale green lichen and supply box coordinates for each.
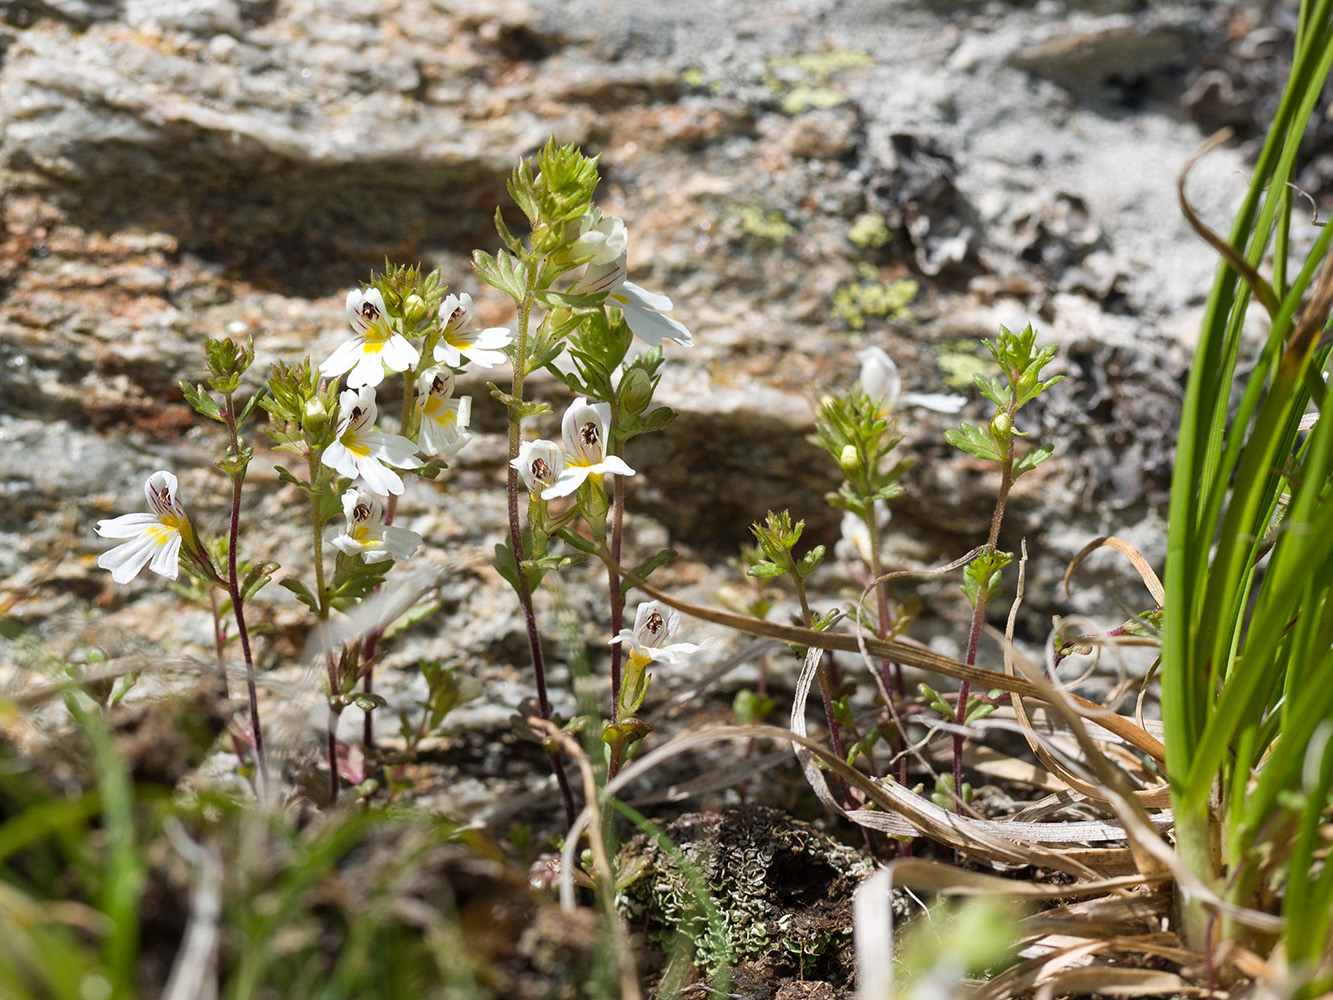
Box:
[780,86,848,115]
[767,50,875,81]
[832,277,918,330]
[736,203,794,245]
[680,67,705,89]
[849,211,890,249]
[763,49,874,116]
[935,342,996,389]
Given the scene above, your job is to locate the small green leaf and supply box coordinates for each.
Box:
[747,560,787,580]
[492,541,522,592]
[797,545,826,578]
[1012,442,1055,478]
[473,249,520,300]
[945,423,1002,462]
[554,528,598,554]
[179,381,223,422]
[621,548,678,596]
[279,577,319,612]
[241,561,279,601]
[274,466,313,492]
[352,693,388,714]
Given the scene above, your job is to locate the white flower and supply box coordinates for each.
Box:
[612,601,712,668]
[433,293,513,369]
[510,439,564,495]
[414,366,472,458]
[324,488,421,564]
[541,397,636,499]
[322,386,422,496]
[857,346,966,414]
[320,288,421,389]
[571,253,692,347]
[95,471,196,584]
[573,207,629,265]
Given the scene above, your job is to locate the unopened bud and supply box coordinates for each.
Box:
[839,444,860,474]
[990,412,1012,439]
[403,293,428,327]
[303,397,328,431]
[620,368,653,415]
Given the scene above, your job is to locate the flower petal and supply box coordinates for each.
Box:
[619,302,693,347]
[95,512,160,539]
[147,531,183,580]
[319,338,366,379]
[541,465,591,499]
[618,280,673,313]
[594,455,636,478]
[98,535,159,584]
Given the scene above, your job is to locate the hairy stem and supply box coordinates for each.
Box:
[866,508,907,787]
[506,255,576,828]
[309,453,341,804]
[953,418,1015,810]
[608,473,626,719]
[223,393,267,791]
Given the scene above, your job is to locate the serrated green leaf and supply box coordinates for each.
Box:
[274,466,313,492]
[798,545,826,578]
[1012,441,1055,478]
[747,561,787,580]
[236,387,270,425]
[473,249,520,300]
[180,381,223,422]
[944,423,1002,462]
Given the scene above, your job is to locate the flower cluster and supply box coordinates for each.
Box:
[313,282,516,561]
[511,397,636,500]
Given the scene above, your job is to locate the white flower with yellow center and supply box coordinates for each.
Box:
[414,366,472,458]
[541,397,635,499]
[320,288,421,389]
[510,439,564,495]
[857,346,966,414]
[321,386,422,496]
[95,471,197,584]
[433,293,513,369]
[324,488,421,564]
[612,601,712,669]
[571,251,692,347]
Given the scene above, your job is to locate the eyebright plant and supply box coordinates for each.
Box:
[942,323,1062,807]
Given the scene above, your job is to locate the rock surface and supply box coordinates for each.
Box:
[0,0,1319,786]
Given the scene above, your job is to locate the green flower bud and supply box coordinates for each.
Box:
[619,368,654,415]
[303,397,328,431]
[990,412,1012,439]
[839,444,861,474]
[403,293,429,327]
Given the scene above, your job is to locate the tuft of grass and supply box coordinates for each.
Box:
[1162,0,1333,984]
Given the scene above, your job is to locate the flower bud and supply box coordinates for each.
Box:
[303,397,328,431]
[838,444,861,475]
[403,293,428,327]
[619,368,653,415]
[990,411,1012,439]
